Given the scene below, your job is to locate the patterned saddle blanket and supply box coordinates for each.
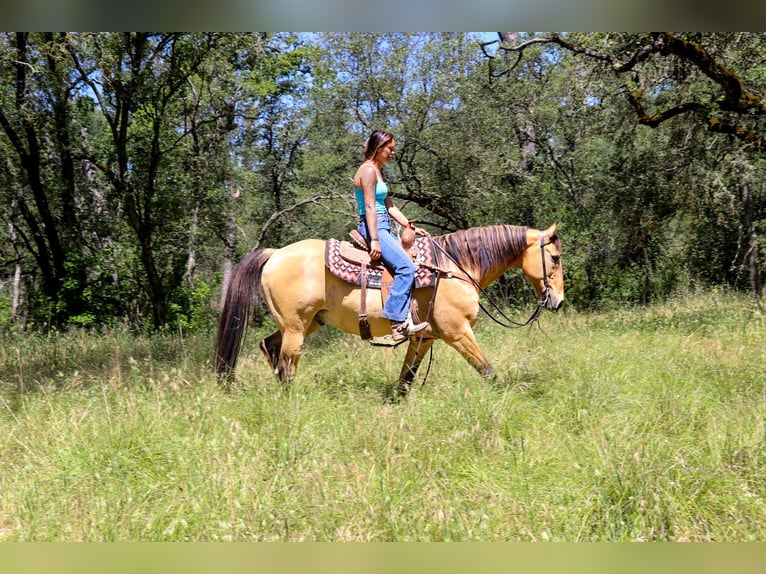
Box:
[325,235,439,289]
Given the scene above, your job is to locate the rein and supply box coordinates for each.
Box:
[430,229,552,329]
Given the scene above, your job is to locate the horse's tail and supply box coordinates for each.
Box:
[214,248,275,381]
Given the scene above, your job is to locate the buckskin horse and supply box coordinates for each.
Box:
[215,222,564,397]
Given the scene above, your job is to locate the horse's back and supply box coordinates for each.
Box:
[266,238,325,260]
[261,238,377,335]
[262,238,326,288]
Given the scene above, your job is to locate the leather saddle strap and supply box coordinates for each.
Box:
[359,262,371,340]
[380,269,393,303]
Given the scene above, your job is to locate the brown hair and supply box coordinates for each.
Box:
[363,129,394,160]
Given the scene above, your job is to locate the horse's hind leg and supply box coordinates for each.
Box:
[396,338,435,398]
[259,331,282,373]
[264,318,322,383]
[275,330,308,383]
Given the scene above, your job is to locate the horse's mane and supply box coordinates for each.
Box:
[433,225,528,279]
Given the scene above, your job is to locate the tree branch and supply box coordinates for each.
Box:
[624,90,708,127]
[254,193,345,249]
[654,32,765,112]
[488,32,766,149]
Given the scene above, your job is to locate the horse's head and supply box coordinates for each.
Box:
[522,223,564,312]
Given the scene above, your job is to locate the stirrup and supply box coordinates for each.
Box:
[405,311,428,334]
[391,317,429,342]
[406,319,429,334]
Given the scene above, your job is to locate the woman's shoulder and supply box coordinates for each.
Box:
[354,162,381,186]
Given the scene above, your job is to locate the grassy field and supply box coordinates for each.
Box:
[0,291,764,541]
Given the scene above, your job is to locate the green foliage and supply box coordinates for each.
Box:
[1,33,766,331]
[0,294,11,329]
[166,277,220,334]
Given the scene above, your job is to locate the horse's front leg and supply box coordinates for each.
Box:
[396,337,435,398]
[443,328,494,379]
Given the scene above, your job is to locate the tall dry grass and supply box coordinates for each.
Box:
[0,291,764,541]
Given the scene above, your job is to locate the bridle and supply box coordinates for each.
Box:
[431,228,554,329]
[538,230,553,311]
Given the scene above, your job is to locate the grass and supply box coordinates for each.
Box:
[0,291,764,541]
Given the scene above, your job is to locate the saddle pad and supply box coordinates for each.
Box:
[325,236,438,289]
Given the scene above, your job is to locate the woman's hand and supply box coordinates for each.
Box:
[369,239,381,260]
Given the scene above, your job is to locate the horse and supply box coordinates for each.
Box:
[214,222,564,397]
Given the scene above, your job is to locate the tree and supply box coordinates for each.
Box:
[66,33,227,328]
[68,33,318,329]
[0,33,125,327]
[309,33,519,232]
[486,32,766,297]
[0,32,315,330]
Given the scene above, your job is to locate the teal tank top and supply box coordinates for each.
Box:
[355,179,388,215]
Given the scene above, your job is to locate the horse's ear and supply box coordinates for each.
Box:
[545,222,559,237]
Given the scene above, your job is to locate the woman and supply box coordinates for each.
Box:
[354,129,429,342]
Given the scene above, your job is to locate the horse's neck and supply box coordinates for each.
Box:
[480,256,522,288]
[439,225,526,289]
[477,248,523,288]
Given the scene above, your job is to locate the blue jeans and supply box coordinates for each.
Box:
[358,213,416,322]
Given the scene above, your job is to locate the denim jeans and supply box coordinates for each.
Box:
[358,213,416,322]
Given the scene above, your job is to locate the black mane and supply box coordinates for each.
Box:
[433,225,527,278]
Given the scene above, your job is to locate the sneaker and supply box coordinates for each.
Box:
[390,318,429,342]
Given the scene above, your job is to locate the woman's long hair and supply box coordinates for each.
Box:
[363,129,394,160]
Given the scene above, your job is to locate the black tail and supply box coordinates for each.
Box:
[214,249,274,381]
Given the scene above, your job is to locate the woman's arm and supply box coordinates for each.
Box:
[386,197,426,235]
[359,166,382,258]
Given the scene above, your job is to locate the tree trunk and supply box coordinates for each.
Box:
[187,201,199,288]
[122,184,167,329]
[12,263,22,325]
[737,152,762,298]
[219,184,241,307]
[8,211,22,325]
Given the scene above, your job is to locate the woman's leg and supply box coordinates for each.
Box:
[377,228,416,322]
[358,215,424,331]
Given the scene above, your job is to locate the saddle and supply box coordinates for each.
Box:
[325,231,438,290]
[325,231,440,340]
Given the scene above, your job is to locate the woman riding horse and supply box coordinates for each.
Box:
[214,219,565,398]
[354,129,429,342]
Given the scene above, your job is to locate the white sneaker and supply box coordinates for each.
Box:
[391,316,429,342]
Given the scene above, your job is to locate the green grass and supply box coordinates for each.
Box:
[0,291,764,541]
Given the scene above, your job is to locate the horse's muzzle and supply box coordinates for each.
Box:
[545,291,564,312]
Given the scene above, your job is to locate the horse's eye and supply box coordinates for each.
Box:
[551,254,560,265]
